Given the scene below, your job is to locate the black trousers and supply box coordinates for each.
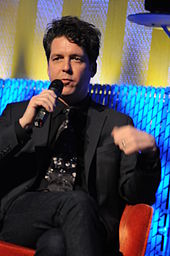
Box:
[0,190,109,256]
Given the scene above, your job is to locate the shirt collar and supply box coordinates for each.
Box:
[52,94,91,118]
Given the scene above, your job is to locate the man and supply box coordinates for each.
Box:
[0,16,161,256]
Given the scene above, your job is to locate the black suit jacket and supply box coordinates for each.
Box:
[0,97,161,242]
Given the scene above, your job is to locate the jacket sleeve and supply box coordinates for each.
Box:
[0,102,31,161]
[118,116,161,205]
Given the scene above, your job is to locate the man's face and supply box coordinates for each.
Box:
[48,36,95,104]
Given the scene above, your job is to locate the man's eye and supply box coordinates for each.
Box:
[72,56,82,62]
[53,57,62,61]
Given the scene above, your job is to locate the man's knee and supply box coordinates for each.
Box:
[36,228,65,256]
[66,191,98,214]
[70,190,96,207]
[57,191,100,227]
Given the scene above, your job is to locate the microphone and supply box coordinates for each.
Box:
[34,79,64,128]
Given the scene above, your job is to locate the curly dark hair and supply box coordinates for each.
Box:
[43,16,101,65]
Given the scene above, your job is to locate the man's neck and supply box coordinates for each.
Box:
[59,93,89,107]
[58,97,69,107]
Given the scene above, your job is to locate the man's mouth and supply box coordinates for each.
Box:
[61,79,72,85]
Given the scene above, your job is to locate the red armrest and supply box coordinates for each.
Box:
[0,240,35,256]
[119,203,153,256]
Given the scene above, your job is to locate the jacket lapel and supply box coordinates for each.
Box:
[32,102,66,172]
[84,101,107,184]
[30,115,51,175]
[32,112,51,147]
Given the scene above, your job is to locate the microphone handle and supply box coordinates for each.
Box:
[34,106,49,128]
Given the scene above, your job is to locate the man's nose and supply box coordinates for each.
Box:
[62,59,72,73]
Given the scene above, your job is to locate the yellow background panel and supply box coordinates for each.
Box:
[100,0,128,84]
[146,28,170,86]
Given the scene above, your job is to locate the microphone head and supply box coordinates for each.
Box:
[49,79,64,95]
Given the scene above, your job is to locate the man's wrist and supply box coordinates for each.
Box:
[138,146,160,172]
[19,117,32,129]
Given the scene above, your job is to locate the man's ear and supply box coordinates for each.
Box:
[90,62,97,78]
